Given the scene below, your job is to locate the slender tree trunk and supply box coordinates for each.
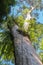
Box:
[11,25,43,65]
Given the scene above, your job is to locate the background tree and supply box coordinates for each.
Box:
[0,0,15,22]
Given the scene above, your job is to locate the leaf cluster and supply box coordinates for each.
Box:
[0,0,15,22]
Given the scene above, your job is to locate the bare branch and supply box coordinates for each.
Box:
[25,3,39,21]
[29,2,39,13]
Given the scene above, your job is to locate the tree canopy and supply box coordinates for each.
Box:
[0,0,15,22]
[0,0,43,64]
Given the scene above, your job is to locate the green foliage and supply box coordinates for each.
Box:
[39,38,43,50]
[15,15,24,27]
[0,0,15,22]
[0,31,14,61]
[7,16,15,29]
[22,8,29,15]
[39,52,43,63]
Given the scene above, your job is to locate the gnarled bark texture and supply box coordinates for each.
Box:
[12,25,43,65]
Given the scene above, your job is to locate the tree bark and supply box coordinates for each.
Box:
[12,25,43,65]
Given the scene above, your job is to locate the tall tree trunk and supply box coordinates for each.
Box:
[11,25,43,65]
